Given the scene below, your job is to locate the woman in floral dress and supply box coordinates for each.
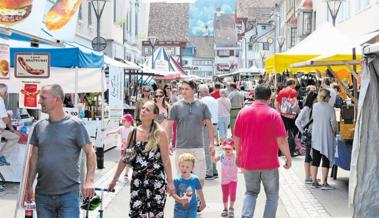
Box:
[109,101,174,217]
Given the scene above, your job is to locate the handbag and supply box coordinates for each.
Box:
[300,110,313,147]
[122,127,137,167]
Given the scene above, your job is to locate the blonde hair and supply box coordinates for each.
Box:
[317,88,331,102]
[178,153,196,166]
[144,101,161,152]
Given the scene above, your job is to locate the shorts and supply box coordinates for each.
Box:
[175,148,206,180]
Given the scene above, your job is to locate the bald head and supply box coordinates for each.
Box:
[42,84,65,103]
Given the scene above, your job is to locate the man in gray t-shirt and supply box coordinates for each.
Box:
[168,80,214,185]
[25,84,96,218]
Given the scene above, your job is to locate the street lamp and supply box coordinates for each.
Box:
[148,36,158,69]
[325,0,345,26]
[277,35,285,52]
[90,0,108,51]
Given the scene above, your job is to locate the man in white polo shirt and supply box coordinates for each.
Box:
[199,84,219,180]
[0,83,19,166]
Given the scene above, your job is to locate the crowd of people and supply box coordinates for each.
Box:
[3,74,345,218]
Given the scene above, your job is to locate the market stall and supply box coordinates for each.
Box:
[0,43,109,182]
[288,30,379,179]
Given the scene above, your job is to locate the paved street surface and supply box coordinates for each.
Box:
[0,146,353,218]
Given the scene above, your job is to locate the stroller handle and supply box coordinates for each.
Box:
[95,188,115,192]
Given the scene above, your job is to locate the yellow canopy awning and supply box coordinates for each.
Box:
[264,54,318,74]
[290,53,362,74]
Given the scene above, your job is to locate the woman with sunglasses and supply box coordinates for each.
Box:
[134,86,151,122]
[154,89,171,138]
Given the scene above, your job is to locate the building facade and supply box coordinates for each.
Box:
[182,36,215,78]
[75,0,144,62]
[236,0,277,69]
[214,13,239,75]
[143,2,189,67]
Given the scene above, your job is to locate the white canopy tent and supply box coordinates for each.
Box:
[5,67,105,94]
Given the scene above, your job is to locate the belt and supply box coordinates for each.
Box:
[231,108,241,110]
[212,123,217,125]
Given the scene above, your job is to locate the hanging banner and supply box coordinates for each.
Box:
[15,53,50,78]
[0,0,47,37]
[19,81,40,109]
[108,65,124,119]
[0,43,9,79]
[42,0,82,41]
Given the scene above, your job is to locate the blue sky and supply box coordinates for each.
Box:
[189,0,235,36]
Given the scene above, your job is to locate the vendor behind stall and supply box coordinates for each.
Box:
[0,83,20,166]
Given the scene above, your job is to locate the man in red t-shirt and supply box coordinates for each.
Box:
[234,85,291,218]
[210,83,221,99]
[275,78,300,156]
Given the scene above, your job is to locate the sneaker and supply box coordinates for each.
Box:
[0,156,10,166]
[321,184,335,190]
[228,208,234,218]
[221,209,228,217]
[205,175,214,180]
[311,182,321,189]
[304,178,313,184]
[213,173,219,178]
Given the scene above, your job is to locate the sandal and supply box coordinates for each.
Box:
[229,208,234,217]
[221,209,228,217]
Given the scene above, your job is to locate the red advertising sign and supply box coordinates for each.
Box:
[20,83,40,108]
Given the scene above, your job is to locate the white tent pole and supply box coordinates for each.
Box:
[100,67,105,142]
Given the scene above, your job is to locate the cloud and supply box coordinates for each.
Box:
[221,4,233,13]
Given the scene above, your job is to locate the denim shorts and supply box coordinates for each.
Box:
[174,206,197,218]
[35,192,80,218]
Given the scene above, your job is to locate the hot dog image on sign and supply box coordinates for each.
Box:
[15,53,50,78]
[42,0,82,41]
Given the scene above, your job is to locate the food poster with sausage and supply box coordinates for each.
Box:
[0,0,47,37]
[0,43,10,79]
[15,53,50,78]
[42,0,82,41]
[19,81,40,109]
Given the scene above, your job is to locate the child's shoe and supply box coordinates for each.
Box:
[221,208,228,217]
[228,208,234,217]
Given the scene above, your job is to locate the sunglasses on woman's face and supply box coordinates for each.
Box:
[155,95,164,98]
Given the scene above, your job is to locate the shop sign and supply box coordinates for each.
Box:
[0,43,10,79]
[19,81,40,109]
[15,53,50,78]
[108,65,124,119]
[155,59,169,72]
